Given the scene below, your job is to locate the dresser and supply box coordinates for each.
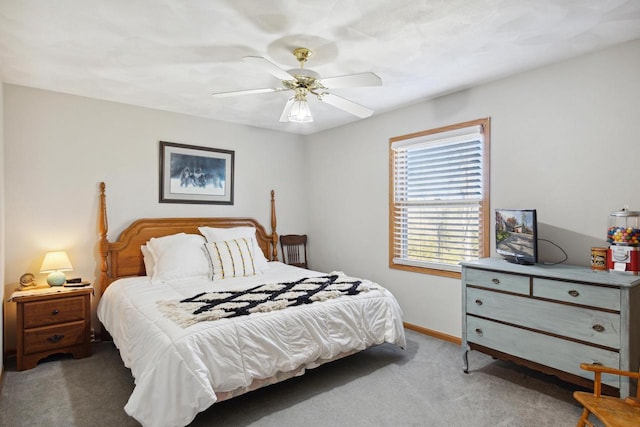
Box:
[461,258,640,397]
[13,287,92,371]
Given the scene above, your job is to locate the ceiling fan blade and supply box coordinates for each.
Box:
[243,56,293,81]
[211,87,287,98]
[320,72,382,89]
[279,98,295,122]
[319,93,374,118]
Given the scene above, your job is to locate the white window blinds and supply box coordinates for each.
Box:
[391,124,487,272]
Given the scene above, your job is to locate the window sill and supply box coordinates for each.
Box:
[389,262,462,279]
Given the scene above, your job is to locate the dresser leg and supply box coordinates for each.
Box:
[463,349,469,373]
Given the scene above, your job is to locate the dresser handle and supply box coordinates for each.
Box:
[592,324,605,333]
[492,278,500,284]
[592,361,603,366]
[52,309,60,315]
[568,290,580,297]
[47,334,64,343]
[475,299,483,306]
[475,328,483,336]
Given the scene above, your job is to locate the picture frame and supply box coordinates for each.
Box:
[159,141,234,205]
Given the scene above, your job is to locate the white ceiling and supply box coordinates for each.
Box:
[1,1,639,135]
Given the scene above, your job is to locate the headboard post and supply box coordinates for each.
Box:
[99,182,110,293]
[271,189,278,261]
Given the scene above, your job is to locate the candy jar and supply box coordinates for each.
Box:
[607,208,640,246]
[607,208,640,274]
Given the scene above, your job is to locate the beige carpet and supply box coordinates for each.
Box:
[0,330,595,426]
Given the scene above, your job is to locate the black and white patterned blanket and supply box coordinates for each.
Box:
[158,272,378,327]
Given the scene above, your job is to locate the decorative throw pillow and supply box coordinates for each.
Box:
[140,244,155,276]
[146,233,210,284]
[204,237,258,280]
[198,226,269,271]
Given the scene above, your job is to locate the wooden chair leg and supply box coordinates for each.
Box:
[576,408,593,427]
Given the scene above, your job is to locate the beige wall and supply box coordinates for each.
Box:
[305,39,640,338]
[2,87,308,350]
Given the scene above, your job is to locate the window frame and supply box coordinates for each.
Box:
[388,118,491,278]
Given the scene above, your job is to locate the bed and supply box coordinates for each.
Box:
[96,183,406,427]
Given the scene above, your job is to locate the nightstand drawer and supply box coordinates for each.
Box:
[23,295,86,328]
[23,321,87,355]
[532,278,620,311]
[465,268,529,295]
[12,287,92,371]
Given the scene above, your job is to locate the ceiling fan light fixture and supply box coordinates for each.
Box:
[288,87,313,123]
[288,98,313,123]
[214,47,381,124]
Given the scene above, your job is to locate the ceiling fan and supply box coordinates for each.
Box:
[211,47,382,123]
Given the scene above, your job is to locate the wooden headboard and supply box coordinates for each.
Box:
[98,182,278,293]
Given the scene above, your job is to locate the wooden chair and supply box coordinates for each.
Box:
[280,234,308,269]
[573,363,640,427]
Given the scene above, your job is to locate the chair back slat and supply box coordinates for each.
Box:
[280,234,308,269]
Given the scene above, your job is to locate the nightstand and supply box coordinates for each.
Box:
[11,286,92,370]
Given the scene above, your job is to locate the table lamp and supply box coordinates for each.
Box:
[40,251,73,286]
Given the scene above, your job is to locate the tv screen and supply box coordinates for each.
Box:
[495,209,538,265]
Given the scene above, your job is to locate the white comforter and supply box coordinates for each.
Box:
[98,262,405,427]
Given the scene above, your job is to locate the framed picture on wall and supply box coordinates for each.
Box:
[159,141,234,204]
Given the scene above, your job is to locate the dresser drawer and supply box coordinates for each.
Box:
[465,268,529,295]
[466,316,620,388]
[23,321,87,355]
[467,287,620,349]
[23,295,86,328]
[532,278,620,311]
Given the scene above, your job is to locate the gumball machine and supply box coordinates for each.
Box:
[606,208,640,274]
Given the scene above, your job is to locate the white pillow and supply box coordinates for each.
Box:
[140,244,155,276]
[198,226,269,271]
[146,233,210,284]
[204,238,258,280]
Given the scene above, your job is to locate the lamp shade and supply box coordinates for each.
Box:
[288,99,313,123]
[40,251,73,286]
[40,251,73,272]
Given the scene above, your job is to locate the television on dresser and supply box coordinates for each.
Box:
[495,208,538,265]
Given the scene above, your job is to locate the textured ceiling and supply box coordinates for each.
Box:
[1,0,640,135]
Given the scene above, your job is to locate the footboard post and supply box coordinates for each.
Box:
[271,189,278,261]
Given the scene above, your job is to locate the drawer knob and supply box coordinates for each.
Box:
[47,334,64,343]
[492,278,500,284]
[592,324,605,333]
[52,309,60,315]
[568,290,580,297]
[475,328,483,336]
[475,299,483,306]
[592,361,603,366]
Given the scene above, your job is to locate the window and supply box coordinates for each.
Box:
[389,118,490,278]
